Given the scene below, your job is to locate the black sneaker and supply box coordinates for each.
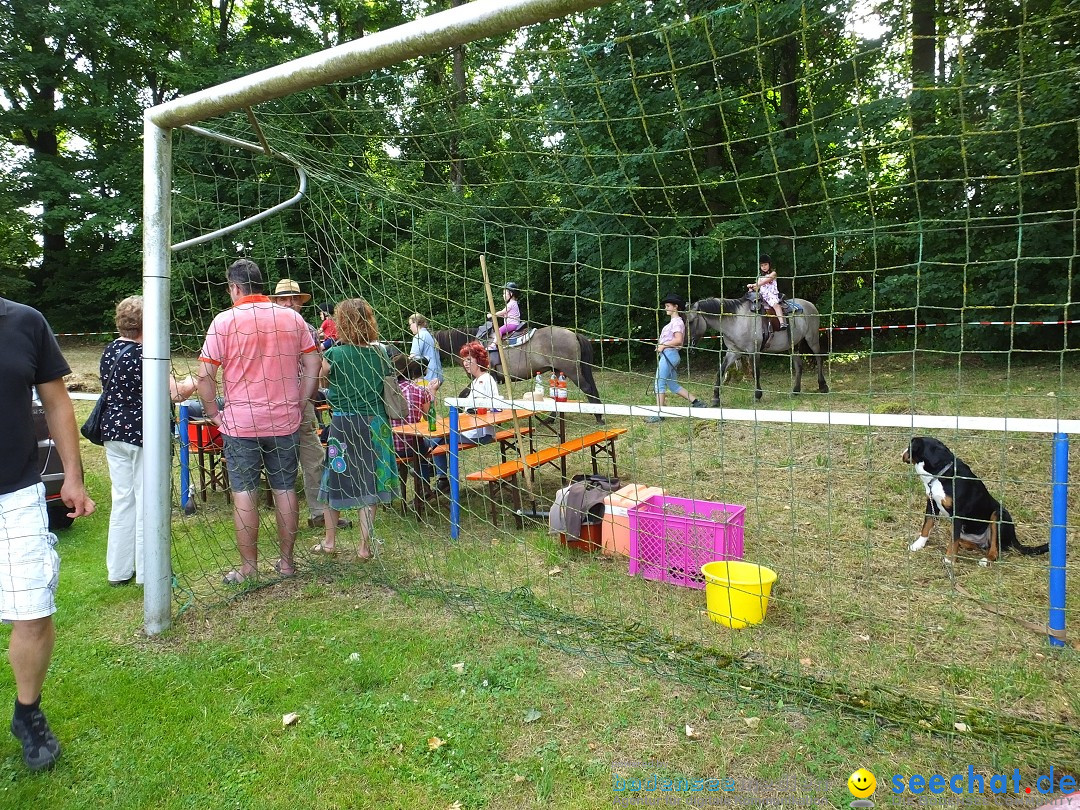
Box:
[11,705,61,771]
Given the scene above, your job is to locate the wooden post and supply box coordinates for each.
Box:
[479,254,536,495]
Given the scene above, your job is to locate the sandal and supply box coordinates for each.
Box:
[222,570,248,585]
[273,559,296,577]
[310,542,337,556]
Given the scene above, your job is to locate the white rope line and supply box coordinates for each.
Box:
[443,397,1080,435]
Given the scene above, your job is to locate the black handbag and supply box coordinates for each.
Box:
[81,342,136,445]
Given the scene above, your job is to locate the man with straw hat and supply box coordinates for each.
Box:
[269,279,349,529]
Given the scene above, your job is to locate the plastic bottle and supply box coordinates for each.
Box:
[556,372,568,402]
[533,373,545,397]
[549,370,558,400]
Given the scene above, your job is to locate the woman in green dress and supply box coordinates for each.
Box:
[314,297,397,560]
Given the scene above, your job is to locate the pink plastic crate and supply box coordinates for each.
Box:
[627,495,746,589]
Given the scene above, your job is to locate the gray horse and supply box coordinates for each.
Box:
[434,326,605,424]
[686,295,829,403]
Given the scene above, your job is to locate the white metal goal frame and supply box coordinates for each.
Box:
[141,0,1071,647]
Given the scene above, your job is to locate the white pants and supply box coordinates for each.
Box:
[104,441,143,584]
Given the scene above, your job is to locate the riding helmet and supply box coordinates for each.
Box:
[504,281,520,293]
[759,254,772,267]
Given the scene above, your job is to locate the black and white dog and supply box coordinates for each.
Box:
[901,436,1049,566]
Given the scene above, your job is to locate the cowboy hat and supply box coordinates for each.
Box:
[269,278,311,303]
[660,293,685,309]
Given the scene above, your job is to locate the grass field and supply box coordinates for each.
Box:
[1,338,1074,808]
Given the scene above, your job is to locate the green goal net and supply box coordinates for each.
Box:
[157,0,1078,761]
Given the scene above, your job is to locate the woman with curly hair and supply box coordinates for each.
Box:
[314,298,397,560]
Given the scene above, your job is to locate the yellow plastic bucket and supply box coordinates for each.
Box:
[702,561,778,629]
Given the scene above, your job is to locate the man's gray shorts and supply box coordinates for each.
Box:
[223,433,300,493]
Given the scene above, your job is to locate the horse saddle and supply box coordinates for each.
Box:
[746,291,801,347]
[475,321,529,341]
[746,291,801,317]
[486,327,536,369]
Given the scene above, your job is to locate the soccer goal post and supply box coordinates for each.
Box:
[141,0,616,634]
[139,0,1077,751]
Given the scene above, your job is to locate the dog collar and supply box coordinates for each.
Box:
[936,461,955,477]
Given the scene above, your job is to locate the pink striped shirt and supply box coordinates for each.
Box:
[199,295,318,438]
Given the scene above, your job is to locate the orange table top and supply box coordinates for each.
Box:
[391,408,534,440]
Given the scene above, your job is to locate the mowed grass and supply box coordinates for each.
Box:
[2,338,1073,807]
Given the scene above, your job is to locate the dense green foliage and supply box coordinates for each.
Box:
[1,0,1077,352]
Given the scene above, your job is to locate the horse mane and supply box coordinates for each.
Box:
[692,297,723,314]
[692,296,743,315]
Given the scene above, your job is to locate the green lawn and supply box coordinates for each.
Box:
[2,345,1075,808]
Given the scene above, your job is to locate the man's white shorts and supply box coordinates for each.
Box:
[0,483,60,621]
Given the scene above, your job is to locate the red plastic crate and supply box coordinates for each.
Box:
[627,495,746,589]
[188,421,223,451]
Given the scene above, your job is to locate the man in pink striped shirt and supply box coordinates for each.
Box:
[197,259,320,584]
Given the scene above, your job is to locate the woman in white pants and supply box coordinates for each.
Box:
[97,296,194,585]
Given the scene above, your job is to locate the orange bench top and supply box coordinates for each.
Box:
[465,427,628,482]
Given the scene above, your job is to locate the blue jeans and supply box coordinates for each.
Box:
[655,348,682,394]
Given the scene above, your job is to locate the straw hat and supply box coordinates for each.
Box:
[269,278,311,303]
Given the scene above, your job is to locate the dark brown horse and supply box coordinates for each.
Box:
[434,327,605,424]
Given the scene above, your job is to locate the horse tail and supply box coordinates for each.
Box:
[576,333,598,394]
[576,332,605,424]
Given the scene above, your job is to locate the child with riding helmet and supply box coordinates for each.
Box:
[747,254,787,330]
[485,281,523,349]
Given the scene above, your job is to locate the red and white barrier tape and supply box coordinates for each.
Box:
[56,317,1078,342]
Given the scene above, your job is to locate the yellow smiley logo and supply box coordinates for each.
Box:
[848,768,877,798]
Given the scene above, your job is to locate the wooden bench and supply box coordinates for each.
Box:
[395,427,533,518]
[428,427,533,459]
[465,428,629,526]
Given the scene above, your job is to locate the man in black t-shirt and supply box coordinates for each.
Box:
[0,298,95,772]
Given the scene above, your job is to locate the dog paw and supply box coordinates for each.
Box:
[909,536,929,552]
[979,557,990,567]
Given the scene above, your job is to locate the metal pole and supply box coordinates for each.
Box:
[1048,433,1068,648]
[147,0,615,130]
[142,115,173,635]
[179,403,194,515]
[449,406,461,540]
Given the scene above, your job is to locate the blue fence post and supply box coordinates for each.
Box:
[449,405,460,540]
[178,403,193,515]
[1048,433,1068,648]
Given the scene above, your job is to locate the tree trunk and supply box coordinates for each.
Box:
[778,34,800,209]
[911,0,936,135]
[450,0,466,194]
